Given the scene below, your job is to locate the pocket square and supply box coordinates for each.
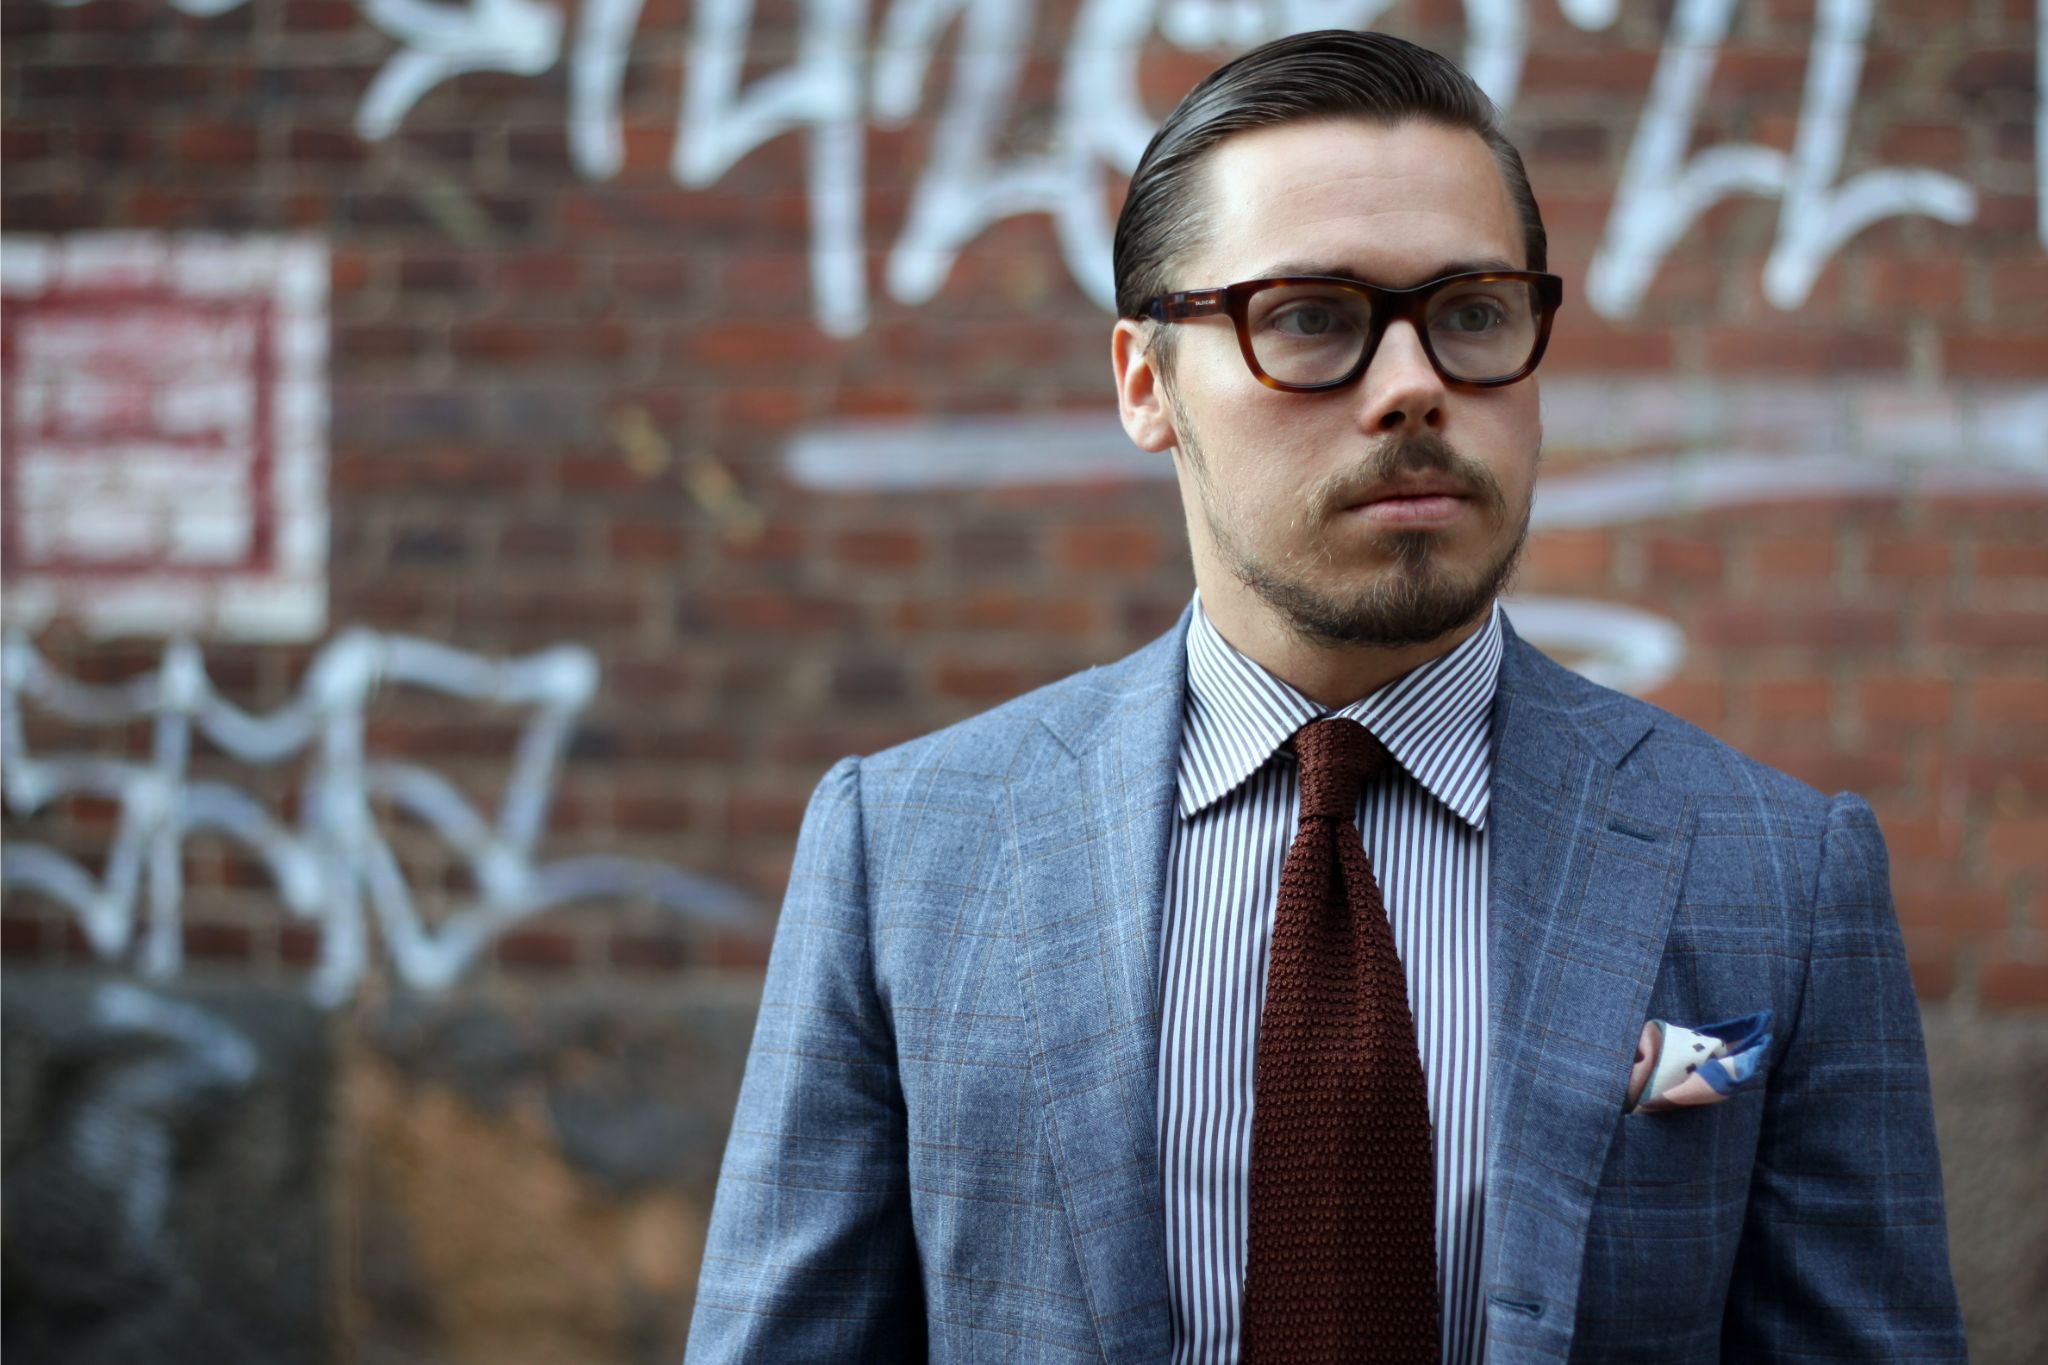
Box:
[1625,1010,1772,1114]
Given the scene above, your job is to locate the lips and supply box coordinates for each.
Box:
[1334,476,1477,530]
[1347,477,1473,511]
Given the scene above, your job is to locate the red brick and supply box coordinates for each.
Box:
[832,387,921,418]
[1523,530,1613,585]
[717,523,807,565]
[1890,874,2009,934]
[693,590,858,634]
[1865,257,1967,316]
[1905,948,1955,1002]
[1865,537,1951,580]
[495,252,584,292]
[1703,327,1908,374]
[1858,676,1953,730]
[1945,333,2048,378]
[1644,679,1728,731]
[610,257,696,299]
[1979,952,2048,1009]
[609,930,691,972]
[610,521,686,563]
[1695,605,1899,650]
[501,520,585,560]
[727,792,808,839]
[283,0,361,31]
[835,529,924,569]
[679,323,832,370]
[1,915,48,958]
[1932,611,2048,650]
[1872,807,1966,862]
[1537,320,1675,371]
[183,920,255,962]
[177,124,261,164]
[555,452,648,493]
[335,322,432,363]
[1751,538,1836,581]
[495,927,583,969]
[1753,749,1906,795]
[1976,540,2048,579]
[1752,677,1835,725]
[1056,524,1161,573]
[1645,535,1724,584]
[453,322,629,365]
[932,660,1026,703]
[279,926,323,967]
[1932,752,2048,802]
[1971,674,2048,726]
[1876,123,1970,165]
[1985,816,2048,876]
[719,387,803,427]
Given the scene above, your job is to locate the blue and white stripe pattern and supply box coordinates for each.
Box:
[1159,597,1502,1365]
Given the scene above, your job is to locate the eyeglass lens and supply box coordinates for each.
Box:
[1243,278,1543,386]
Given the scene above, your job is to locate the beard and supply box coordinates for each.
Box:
[1179,416,1532,650]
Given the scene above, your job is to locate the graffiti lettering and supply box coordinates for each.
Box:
[1589,0,1978,317]
[1,630,751,1007]
[356,0,564,142]
[47,0,2042,331]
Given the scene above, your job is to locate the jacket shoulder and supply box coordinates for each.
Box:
[1504,627,1829,813]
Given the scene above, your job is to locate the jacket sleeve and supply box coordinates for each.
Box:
[685,757,926,1361]
[1720,792,1966,1360]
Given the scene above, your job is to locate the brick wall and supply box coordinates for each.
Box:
[5,2,2045,1357]
[5,0,2041,1009]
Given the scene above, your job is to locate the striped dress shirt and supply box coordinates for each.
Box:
[1159,597,1502,1365]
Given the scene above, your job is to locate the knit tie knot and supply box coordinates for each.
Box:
[1294,717,1389,821]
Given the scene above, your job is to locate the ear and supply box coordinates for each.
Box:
[1111,318,1178,454]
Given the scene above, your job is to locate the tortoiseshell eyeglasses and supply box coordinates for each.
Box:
[1141,270,1565,392]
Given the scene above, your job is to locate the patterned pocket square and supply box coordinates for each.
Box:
[1625,1010,1773,1114]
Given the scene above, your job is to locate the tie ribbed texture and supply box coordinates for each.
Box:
[1241,717,1440,1363]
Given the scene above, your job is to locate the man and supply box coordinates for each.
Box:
[687,30,1964,1364]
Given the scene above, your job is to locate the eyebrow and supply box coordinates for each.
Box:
[1251,256,1522,285]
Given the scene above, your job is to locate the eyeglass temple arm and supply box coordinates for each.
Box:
[1148,289,1228,322]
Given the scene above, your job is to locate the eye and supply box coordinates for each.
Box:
[1272,303,1336,336]
[1437,298,1507,333]
[1265,299,1358,338]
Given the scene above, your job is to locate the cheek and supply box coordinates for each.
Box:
[1471,393,1542,492]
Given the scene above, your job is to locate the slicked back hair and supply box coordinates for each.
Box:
[1113,30,1547,358]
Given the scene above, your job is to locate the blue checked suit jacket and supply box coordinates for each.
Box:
[687,611,1964,1362]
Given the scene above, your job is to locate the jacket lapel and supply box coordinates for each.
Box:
[1480,619,1692,1359]
[1008,620,1187,1363]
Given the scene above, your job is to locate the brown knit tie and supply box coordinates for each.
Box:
[1241,717,1439,1362]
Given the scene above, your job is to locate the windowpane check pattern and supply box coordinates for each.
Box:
[1159,598,1501,1365]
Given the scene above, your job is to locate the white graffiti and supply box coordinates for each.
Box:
[47,0,2045,332]
[1588,0,1978,316]
[357,0,564,141]
[68,985,261,1256]
[1,630,752,1007]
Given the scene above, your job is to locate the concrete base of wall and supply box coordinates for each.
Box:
[3,970,2042,1363]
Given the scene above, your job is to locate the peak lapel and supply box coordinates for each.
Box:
[1009,624,1186,1363]
[1481,623,1690,1359]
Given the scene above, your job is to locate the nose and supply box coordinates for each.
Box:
[1355,319,1447,435]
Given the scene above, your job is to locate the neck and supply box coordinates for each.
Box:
[1196,571,1488,710]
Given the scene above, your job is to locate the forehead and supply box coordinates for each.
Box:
[1188,118,1523,286]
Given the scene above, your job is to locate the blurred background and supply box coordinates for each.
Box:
[2,0,2043,1360]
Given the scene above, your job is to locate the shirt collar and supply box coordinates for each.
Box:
[1177,594,1503,830]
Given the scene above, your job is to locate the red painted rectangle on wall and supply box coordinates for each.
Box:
[1,234,326,641]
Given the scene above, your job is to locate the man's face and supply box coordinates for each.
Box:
[1129,118,1543,649]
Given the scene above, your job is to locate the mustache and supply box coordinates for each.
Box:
[1303,432,1508,523]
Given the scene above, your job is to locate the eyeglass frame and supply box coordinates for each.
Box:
[1139,269,1566,392]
